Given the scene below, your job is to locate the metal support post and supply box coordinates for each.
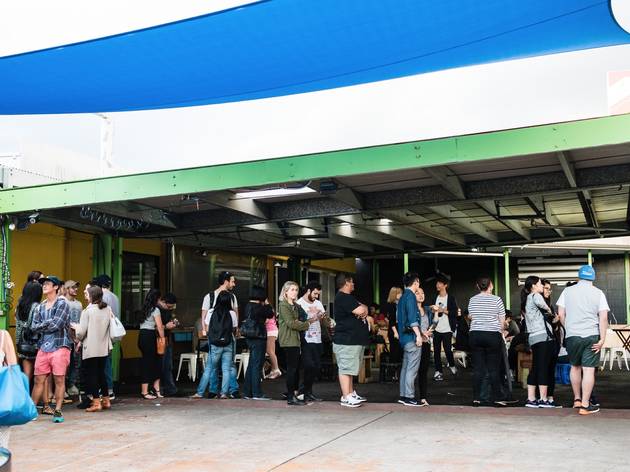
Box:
[504,249,511,310]
[588,250,593,266]
[373,260,380,305]
[403,253,409,273]
[0,217,11,330]
[112,236,123,382]
[625,252,630,324]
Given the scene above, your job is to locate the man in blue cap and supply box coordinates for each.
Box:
[556,265,609,415]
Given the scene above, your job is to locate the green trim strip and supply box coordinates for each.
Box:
[2,114,630,213]
[504,249,511,310]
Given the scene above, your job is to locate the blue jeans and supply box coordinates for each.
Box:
[243,339,266,398]
[399,342,421,398]
[197,343,236,395]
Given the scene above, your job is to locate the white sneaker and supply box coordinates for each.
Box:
[67,385,79,396]
[340,395,362,408]
[351,391,367,403]
[433,372,443,381]
[449,366,458,375]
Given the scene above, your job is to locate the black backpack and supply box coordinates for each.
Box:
[208,308,233,347]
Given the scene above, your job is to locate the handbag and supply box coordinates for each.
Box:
[156,336,167,355]
[17,324,40,357]
[239,304,266,339]
[0,335,38,426]
[109,310,126,343]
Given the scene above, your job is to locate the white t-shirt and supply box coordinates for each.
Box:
[297,297,325,344]
[201,289,238,312]
[435,294,451,333]
[204,309,238,329]
[140,307,160,330]
[556,280,609,338]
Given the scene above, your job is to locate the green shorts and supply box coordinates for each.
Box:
[333,343,363,376]
[566,335,600,368]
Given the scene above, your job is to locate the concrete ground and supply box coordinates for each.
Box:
[10,395,630,472]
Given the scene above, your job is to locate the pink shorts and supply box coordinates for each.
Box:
[34,348,71,376]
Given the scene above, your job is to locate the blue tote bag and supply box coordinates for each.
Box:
[0,364,38,426]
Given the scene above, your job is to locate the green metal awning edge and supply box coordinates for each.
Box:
[1,113,630,213]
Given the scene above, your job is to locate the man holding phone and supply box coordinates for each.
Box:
[297,281,331,402]
[431,273,459,381]
[397,272,423,407]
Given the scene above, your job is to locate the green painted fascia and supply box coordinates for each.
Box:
[2,114,630,213]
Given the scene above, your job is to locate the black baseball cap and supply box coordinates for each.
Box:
[92,274,112,287]
[39,275,62,287]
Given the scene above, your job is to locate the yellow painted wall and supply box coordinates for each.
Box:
[311,258,356,273]
[123,239,162,256]
[9,223,93,326]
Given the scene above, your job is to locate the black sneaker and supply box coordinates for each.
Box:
[76,397,91,409]
[304,393,323,402]
[229,392,241,399]
[525,400,540,408]
[287,396,306,406]
[538,400,556,409]
[590,396,600,407]
[252,395,271,401]
[397,397,408,405]
[207,392,218,399]
[281,392,289,400]
[400,398,421,407]
[579,404,600,415]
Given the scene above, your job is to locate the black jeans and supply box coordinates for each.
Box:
[83,356,109,398]
[301,342,322,395]
[548,341,560,397]
[528,340,556,388]
[284,346,301,396]
[243,338,266,398]
[138,329,162,384]
[433,331,455,373]
[417,342,431,400]
[470,331,504,402]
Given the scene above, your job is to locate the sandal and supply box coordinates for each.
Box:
[42,405,55,415]
[573,398,582,409]
[141,393,157,400]
[154,390,164,399]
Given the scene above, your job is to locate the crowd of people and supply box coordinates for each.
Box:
[8,262,611,427]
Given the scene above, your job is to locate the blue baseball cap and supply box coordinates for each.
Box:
[578,265,596,281]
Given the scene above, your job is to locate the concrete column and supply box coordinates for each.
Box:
[112,236,123,382]
[373,260,380,305]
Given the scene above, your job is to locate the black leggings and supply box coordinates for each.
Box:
[83,356,109,398]
[138,329,162,384]
[417,342,431,400]
[470,331,504,402]
[528,340,556,387]
[284,347,300,395]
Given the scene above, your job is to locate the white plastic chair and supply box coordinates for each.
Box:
[601,329,630,370]
[177,353,199,382]
[234,352,250,379]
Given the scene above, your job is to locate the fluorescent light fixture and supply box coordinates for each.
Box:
[421,250,504,258]
[380,218,394,224]
[234,187,316,200]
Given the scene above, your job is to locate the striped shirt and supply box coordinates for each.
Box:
[468,293,505,333]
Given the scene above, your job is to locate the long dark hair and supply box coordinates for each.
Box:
[137,289,161,324]
[87,285,108,310]
[214,290,233,320]
[520,275,540,314]
[16,281,42,322]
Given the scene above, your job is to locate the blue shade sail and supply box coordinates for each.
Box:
[0,0,628,114]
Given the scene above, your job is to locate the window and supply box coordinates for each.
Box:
[121,252,159,326]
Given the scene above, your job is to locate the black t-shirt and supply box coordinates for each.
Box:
[333,291,369,346]
[160,308,173,340]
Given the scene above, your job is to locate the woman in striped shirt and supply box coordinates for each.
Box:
[468,276,507,407]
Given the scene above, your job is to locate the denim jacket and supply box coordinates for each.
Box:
[397,288,420,347]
